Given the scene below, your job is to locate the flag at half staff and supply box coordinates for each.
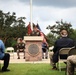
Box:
[27,22,32,35]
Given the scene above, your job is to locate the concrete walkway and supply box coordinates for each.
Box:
[9,52,50,64]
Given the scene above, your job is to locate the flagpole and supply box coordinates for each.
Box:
[30,0,34,64]
[30,0,33,30]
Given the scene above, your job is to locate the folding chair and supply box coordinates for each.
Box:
[68,48,76,56]
[58,47,73,71]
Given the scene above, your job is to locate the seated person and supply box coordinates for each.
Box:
[67,55,76,75]
[0,39,10,72]
[50,29,74,70]
[17,38,25,59]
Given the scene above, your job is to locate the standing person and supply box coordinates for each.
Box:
[42,42,48,59]
[41,32,49,59]
[17,38,25,59]
[30,25,49,59]
[0,39,10,72]
[51,29,74,70]
[30,25,41,36]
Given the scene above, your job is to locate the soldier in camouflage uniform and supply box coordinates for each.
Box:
[30,25,41,36]
[17,38,25,59]
[67,55,76,75]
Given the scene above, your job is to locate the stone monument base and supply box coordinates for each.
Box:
[24,36,43,61]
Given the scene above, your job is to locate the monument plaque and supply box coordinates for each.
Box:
[28,44,39,56]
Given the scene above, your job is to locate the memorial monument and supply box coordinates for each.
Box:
[24,36,43,61]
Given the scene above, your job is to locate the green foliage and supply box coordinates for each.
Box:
[46,33,57,46]
[46,20,76,45]
[0,10,27,47]
[69,29,76,40]
[46,19,74,36]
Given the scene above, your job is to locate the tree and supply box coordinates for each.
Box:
[46,19,74,37]
[46,19,76,46]
[0,10,27,47]
[0,10,16,43]
[70,29,76,40]
[46,33,57,46]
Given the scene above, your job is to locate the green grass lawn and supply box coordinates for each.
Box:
[0,63,65,75]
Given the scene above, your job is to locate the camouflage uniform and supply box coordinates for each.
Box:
[30,30,41,36]
[17,42,25,59]
[67,55,76,75]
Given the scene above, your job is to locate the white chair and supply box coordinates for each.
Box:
[58,47,73,71]
[0,60,1,70]
[6,47,14,58]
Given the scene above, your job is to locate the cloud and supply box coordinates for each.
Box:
[19,0,76,8]
[32,6,76,33]
[0,0,76,34]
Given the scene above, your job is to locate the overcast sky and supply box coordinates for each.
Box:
[0,0,76,34]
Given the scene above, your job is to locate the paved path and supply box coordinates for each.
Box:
[9,52,50,64]
[0,52,64,64]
